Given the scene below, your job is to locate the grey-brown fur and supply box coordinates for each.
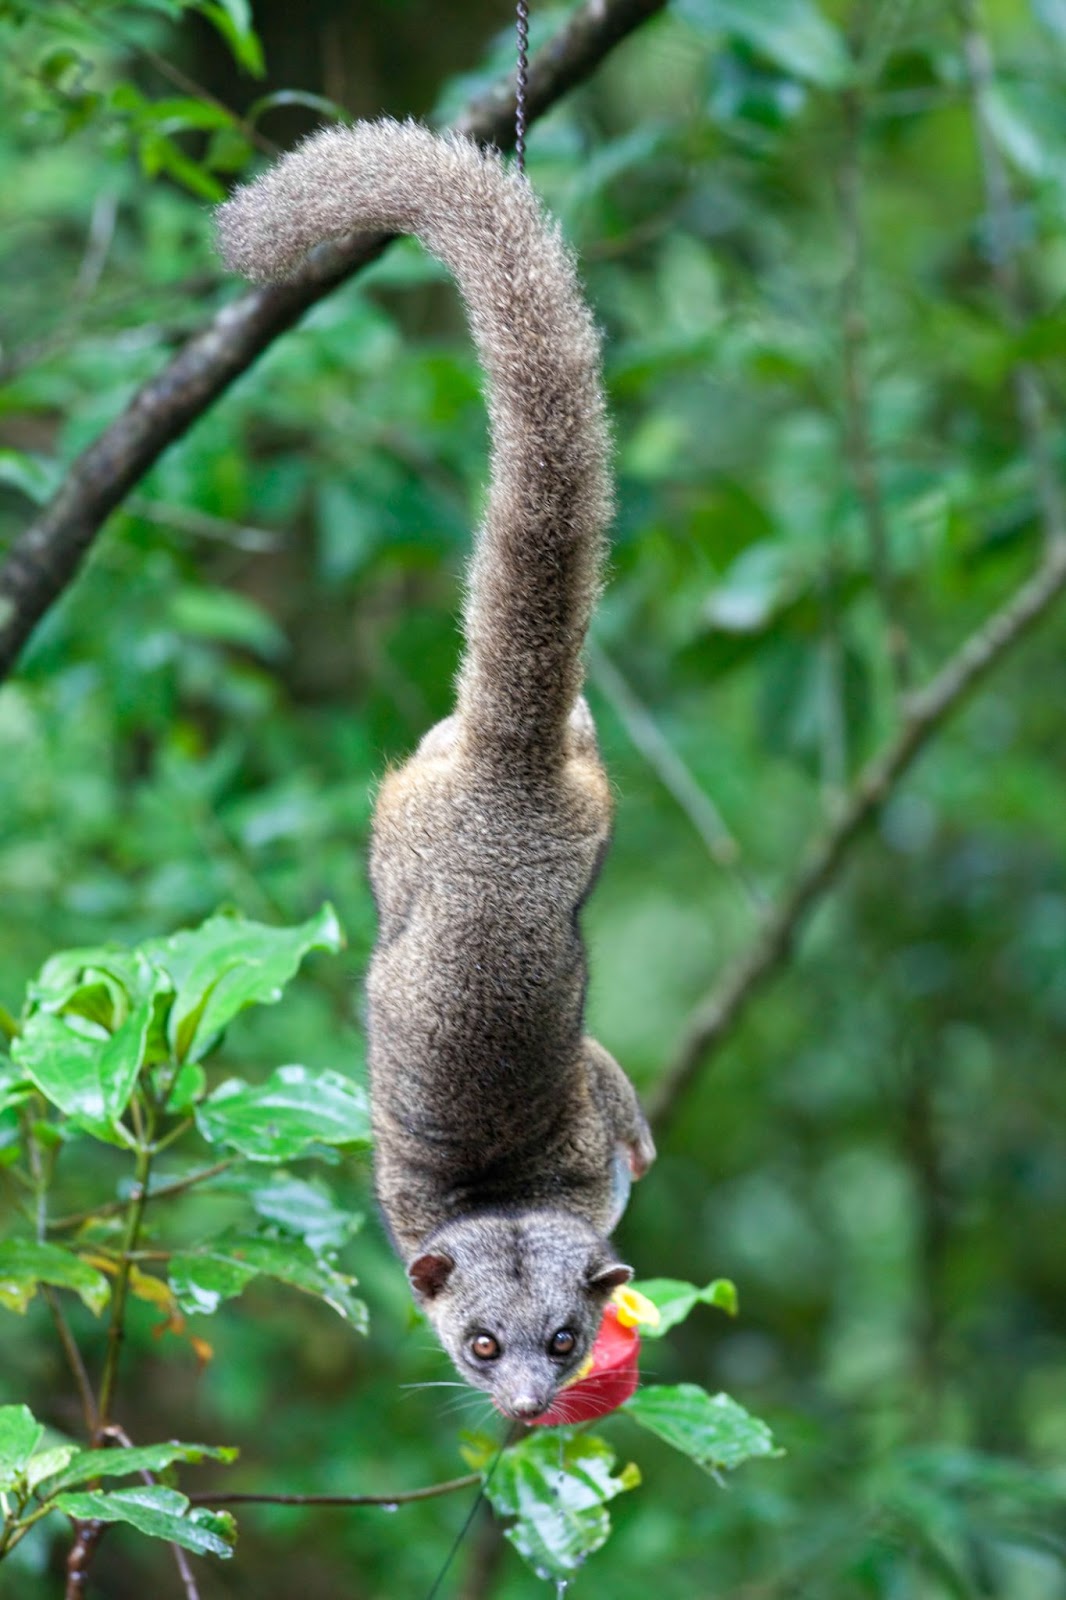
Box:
[217,120,654,1419]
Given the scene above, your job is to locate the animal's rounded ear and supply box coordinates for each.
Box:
[586,1259,633,1295]
[408,1253,455,1300]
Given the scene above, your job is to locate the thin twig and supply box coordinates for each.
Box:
[587,640,760,905]
[49,1158,234,1233]
[96,1140,155,1429]
[170,1543,201,1600]
[954,0,1066,552]
[21,1108,100,1431]
[42,1289,99,1436]
[104,1424,202,1600]
[649,536,1066,1130]
[125,497,280,553]
[186,1472,481,1509]
[74,192,119,303]
[0,0,669,679]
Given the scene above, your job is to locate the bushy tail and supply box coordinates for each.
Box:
[216,119,610,767]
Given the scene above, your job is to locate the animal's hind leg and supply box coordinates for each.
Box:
[583,1036,656,1179]
[565,696,599,759]
[415,714,461,760]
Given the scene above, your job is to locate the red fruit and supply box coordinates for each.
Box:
[527,1302,641,1427]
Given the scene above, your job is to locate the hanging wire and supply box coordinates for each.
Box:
[515,0,530,173]
[422,1426,516,1600]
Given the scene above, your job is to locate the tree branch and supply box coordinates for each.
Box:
[587,639,760,904]
[648,535,1066,1131]
[0,0,668,679]
[186,1472,481,1509]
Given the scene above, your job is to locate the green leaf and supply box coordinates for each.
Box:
[0,1241,110,1316]
[29,948,160,1019]
[141,906,344,1064]
[196,1064,370,1160]
[25,1445,77,1492]
[149,96,237,135]
[138,130,226,202]
[632,1277,738,1336]
[168,1229,367,1329]
[704,543,796,633]
[484,1431,639,1580]
[246,89,349,127]
[250,1176,362,1250]
[0,1405,45,1491]
[624,1385,780,1475]
[12,989,158,1140]
[0,1056,33,1115]
[194,0,265,76]
[169,586,287,660]
[53,1486,237,1559]
[676,0,851,87]
[162,1060,207,1114]
[0,448,57,505]
[47,1440,238,1494]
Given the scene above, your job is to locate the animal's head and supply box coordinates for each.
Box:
[408,1210,631,1420]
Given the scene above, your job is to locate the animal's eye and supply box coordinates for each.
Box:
[469,1332,500,1361]
[548,1328,576,1358]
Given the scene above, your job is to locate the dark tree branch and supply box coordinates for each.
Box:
[0,0,667,678]
[649,535,1066,1131]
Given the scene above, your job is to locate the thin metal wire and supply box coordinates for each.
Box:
[423,1426,515,1600]
[515,0,530,173]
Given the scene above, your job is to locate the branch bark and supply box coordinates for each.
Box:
[0,0,667,679]
[186,1472,480,1509]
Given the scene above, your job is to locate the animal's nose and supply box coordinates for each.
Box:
[507,1393,547,1420]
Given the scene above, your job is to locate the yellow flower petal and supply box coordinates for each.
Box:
[612,1285,661,1329]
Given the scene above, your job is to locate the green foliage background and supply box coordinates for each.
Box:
[1,0,1065,1594]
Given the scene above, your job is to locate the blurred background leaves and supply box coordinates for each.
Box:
[1,0,1065,1595]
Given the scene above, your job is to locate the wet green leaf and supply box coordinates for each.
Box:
[484,1431,639,1580]
[0,1241,110,1317]
[47,1440,238,1494]
[169,1229,367,1328]
[249,1176,361,1250]
[12,991,156,1137]
[25,1444,77,1492]
[624,1385,780,1475]
[141,906,344,1063]
[53,1485,237,1558]
[0,1405,44,1491]
[196,1064,370,1160]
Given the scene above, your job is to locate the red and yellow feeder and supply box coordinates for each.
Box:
[529,1286,660,1426]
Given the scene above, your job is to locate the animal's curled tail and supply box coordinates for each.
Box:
[216,119,611,769]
